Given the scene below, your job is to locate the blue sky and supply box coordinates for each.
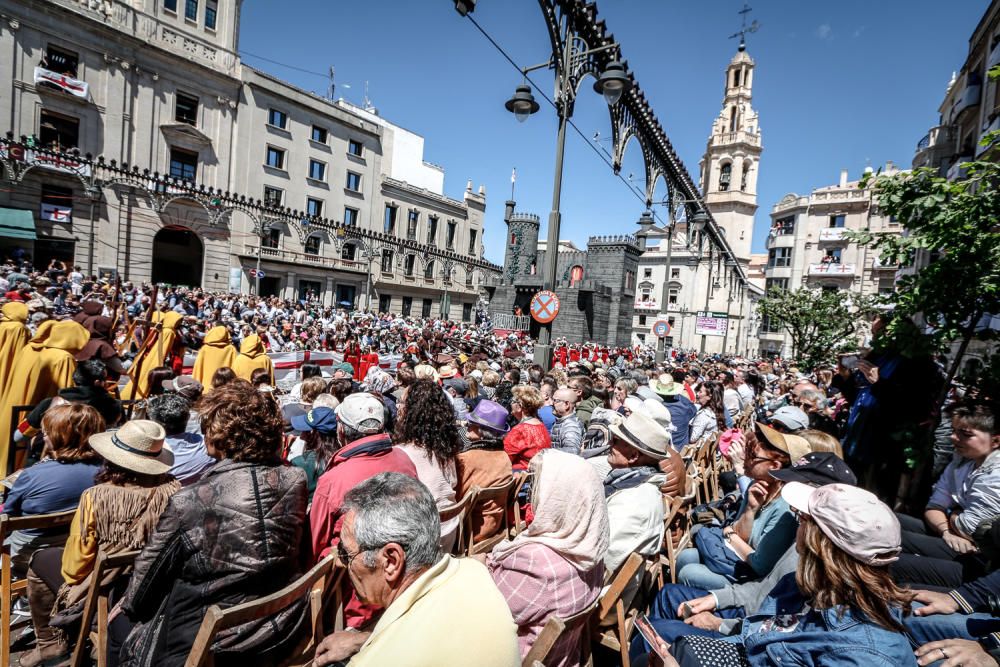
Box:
[240,1,988,264]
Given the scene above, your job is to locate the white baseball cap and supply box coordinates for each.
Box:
[336,393,386,434]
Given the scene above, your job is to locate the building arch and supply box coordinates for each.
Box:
[151,225,203,286]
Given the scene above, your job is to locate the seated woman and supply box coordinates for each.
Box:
[504,385,551,471]
[456,400,514,542]
[20,419,180,667]
[485,449,607,667]
[395,379,463,551]
[3,404,104,576]
[675,424,806,590]
[893,402,1000,589]
[119,380,309,667]
[641,483,915,667]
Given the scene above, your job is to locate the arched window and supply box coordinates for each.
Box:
[729,105,738,132]
[719,163,732,192]
[341,242,356,260]
[569,265,584,287]
[304,233,321,256]
[741,162,752,191]
[424,259,436,280]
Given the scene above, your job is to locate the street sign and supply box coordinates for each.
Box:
[256,269,266,278]
[530,290,560,324]
[652,319,671,338]
[249,268,266,279]
[695,311,729,337]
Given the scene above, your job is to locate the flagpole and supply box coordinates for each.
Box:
[511,167,516,201]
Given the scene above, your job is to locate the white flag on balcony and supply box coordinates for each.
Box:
[33,67,89,99]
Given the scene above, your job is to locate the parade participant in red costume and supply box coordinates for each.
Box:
[343,334,361,379]
[358,344,380,380]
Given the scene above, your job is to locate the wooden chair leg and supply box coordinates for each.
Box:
[2,553,11,667]
[96,595,109,667]
[616,600,630,667]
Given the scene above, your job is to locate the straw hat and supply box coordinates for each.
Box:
[89,420,174,475]
[609,410,671,461]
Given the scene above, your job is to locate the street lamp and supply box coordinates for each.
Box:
[502,38,631,369]
[439,264,457,320]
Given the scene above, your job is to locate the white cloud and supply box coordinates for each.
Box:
[816,23,833,40]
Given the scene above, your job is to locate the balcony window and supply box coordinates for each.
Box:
[263,186,283,207]
[348,139,363,157]
[424,260,436,280]
[823,248,842,264]
[175,92,198,126]
[668,288,679,307]
[185,0,198,21]
[308,160,326,181]
[344,207,358,226]
[204,0,217,28]
[345,171,361,191]
[767,247,791,268]
[268,108,287,130]
[643,268,652,279]
[384,205,397,235]
[407,210,419,240]
[262,227,281,249]
[381,249,393,273]
[468,229,478,255]
[829,214,846,228]
[446,220,457,250]
[39,110,79,150]
[404,254,415,276]
[44,45,78,78]
[427,216,438,245]
[311,125,328,144]
[306,197,323,218]
[304,234,321,255]
[773,216,795,235]
[169,147,197,181]
[671,268,680,279]
[265,146,285,170]
[341,244,357,261]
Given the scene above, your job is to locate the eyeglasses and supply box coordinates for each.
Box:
[554,398,575,405]
[336,541,365,568]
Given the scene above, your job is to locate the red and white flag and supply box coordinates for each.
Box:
[33,67,89,99]
[40,202,72,223]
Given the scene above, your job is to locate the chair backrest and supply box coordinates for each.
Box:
[510,471,533,535]
[468,474,519,553]
[7,404,35,475]
[69,549,141,667]
[0,509,77,543]
[185,555,340,667]
[521,598,599,667]
[439,486,478,556]
[596,553,644,621]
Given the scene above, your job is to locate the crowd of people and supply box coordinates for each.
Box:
[1,258,999,667]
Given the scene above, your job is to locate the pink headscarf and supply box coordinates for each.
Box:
[490,449,609,572]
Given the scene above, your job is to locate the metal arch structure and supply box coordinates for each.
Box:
[534,0,749,283]
[0,134,502,284]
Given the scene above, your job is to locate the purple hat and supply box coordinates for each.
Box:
[467,400,510,435]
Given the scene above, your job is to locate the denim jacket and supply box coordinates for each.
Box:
[738,573,918,666]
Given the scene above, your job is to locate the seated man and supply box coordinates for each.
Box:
[146,393,215,485]
[550,388,584,454]
[309,392,418,628]
[601,410,669,573]
[630,452,857,660]
[894,402,1000,589]
[313,472,520,667]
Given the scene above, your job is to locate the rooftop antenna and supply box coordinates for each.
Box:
[363,81,375,112]
[729,3,760,51]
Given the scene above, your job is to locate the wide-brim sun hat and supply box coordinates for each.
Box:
[608,410,670,460]
[757,422,812,462]
[89,420,174,475]
[467,399,510,434]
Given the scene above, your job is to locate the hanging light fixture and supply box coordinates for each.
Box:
[594,61,631,106]
[504,84,540,123]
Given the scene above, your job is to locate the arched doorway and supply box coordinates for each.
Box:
[151,225,203,286]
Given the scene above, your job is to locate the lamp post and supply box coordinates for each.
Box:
[499,24,631,369]
[439,264,457,320]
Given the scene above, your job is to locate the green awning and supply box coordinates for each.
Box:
[0,208,37,241]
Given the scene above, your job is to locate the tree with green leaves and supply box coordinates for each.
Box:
[851,146,1000,406]
[757,287,878,368]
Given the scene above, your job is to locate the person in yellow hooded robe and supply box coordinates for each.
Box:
[192,325,237,387]
[121,311,186,400]
[0,302,29,390]
[0,320,88,474]
[232,334,274,385]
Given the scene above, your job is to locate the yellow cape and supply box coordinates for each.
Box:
[0,320,88,474]
[232,334,274,384]
[0,303,29,393]
[192,326,236,386]
[121,311,185,400]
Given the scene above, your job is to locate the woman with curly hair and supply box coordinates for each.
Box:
[505,385,551,471]
[119,379,309,667]
[395,378,463,550]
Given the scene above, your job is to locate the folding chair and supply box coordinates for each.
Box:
[509,471,532,536]
[439,487,478,556]
[185,555,341,667]
[591,553,644,667]
[0,509,77,667]
[69,549,141,667]
[468,475,519,555]
[522,598,598,667]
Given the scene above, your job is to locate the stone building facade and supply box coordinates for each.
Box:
[488,203,640,347]
[0,0,495,318]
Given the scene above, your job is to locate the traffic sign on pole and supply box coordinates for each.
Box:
[530,290,561,324]
[652,319,671,338]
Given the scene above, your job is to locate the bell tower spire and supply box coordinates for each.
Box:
[698,5,762,264]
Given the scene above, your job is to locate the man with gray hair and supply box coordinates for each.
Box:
[313,472,519,666]
[309,393,418,629]
[146,393,214,485]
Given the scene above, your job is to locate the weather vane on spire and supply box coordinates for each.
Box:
[729,3,760,51]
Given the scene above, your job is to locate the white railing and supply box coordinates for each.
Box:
[243,244,367,273]
[491,313,530,331]
[808,262,856,276]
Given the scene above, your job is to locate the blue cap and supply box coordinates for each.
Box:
[291,407,338,434]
